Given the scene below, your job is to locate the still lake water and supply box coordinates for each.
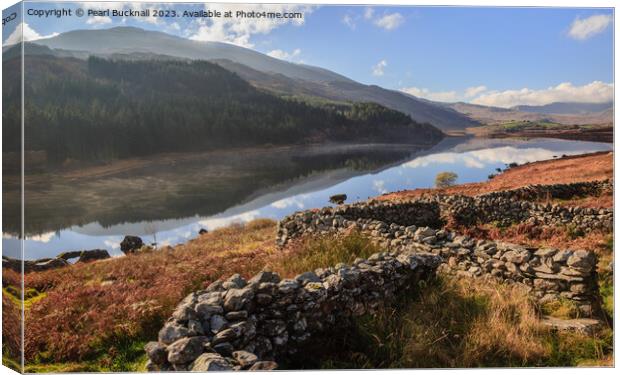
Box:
[3,136,612,260]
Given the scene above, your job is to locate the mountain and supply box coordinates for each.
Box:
[512,102,613,115]
[447,101,613,126]
[32,26,352,84]
[29,26,477,131]
[3,55,443,163]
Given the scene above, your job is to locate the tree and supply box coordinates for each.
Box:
[435,171,458,188]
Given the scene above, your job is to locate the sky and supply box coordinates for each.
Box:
[2,2,614,107]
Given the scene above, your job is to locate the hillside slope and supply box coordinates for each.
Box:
[3,54,443,163]
[30,27,478,131]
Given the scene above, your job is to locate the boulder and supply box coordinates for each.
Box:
[120,235,144,254]
[329,194,347,205]
[32,258,69,271]
[77,249,110,263]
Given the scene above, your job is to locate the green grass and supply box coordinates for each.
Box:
[3,352,22,373]
[25,339,149,373]
[598,237,613,318]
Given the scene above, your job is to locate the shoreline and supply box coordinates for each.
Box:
[465,124,613,144]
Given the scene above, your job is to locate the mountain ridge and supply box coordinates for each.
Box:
[28,26,479,131]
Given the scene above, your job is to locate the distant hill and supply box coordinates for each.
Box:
[447,101,613,126]
[27,26,477,131]
[3,54,443,163]
[512,102,613,115]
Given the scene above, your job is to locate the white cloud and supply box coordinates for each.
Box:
[568,14,612,40]
[400,86,459,102]
[372,59,387,76]
[374,13,405,31]
[271,197,305,209]
[464,85,488,98]
[471,81,613,108]
[364,7,375,20]
[27,232,56,243]
[342,14,356,30]
[267,48,301,62]
[104,239,120,250]
[3,22,59,46]
[402,147,561,170]
[372,180,388,194]
[188,4,313,48]
[86,16,112,26]
[198,210,261,230]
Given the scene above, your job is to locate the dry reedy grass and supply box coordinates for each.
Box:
[455,222,612,254]
[293,276,612,369]
[22,219,279,363]
[271,232,380,278]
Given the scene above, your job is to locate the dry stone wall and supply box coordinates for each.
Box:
[277,180,613,247]
[277,216,599,314]
[145,252,441,371]
[148,180,610,371]
[276,181,611,315]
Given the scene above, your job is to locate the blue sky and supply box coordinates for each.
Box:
[3,2,614,107]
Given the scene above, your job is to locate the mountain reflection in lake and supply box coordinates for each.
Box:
[2,137,612,259]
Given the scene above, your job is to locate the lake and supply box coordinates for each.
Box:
[2,136,612,260]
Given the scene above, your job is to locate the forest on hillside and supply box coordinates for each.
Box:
[2,56,443,165]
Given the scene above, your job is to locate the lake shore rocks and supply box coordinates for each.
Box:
[2,248,111,273]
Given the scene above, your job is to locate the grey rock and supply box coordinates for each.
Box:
[232,350,258,367]
[249,361,278,371]
[195,302,224,319]
[223,288,254,311]
[210,315,228,334]
[295,271,321,285]
[158,323,190,345]
[191,353,233,371]
[144,341,167,365]
[225,311,248,321]
[167,336,206,365]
